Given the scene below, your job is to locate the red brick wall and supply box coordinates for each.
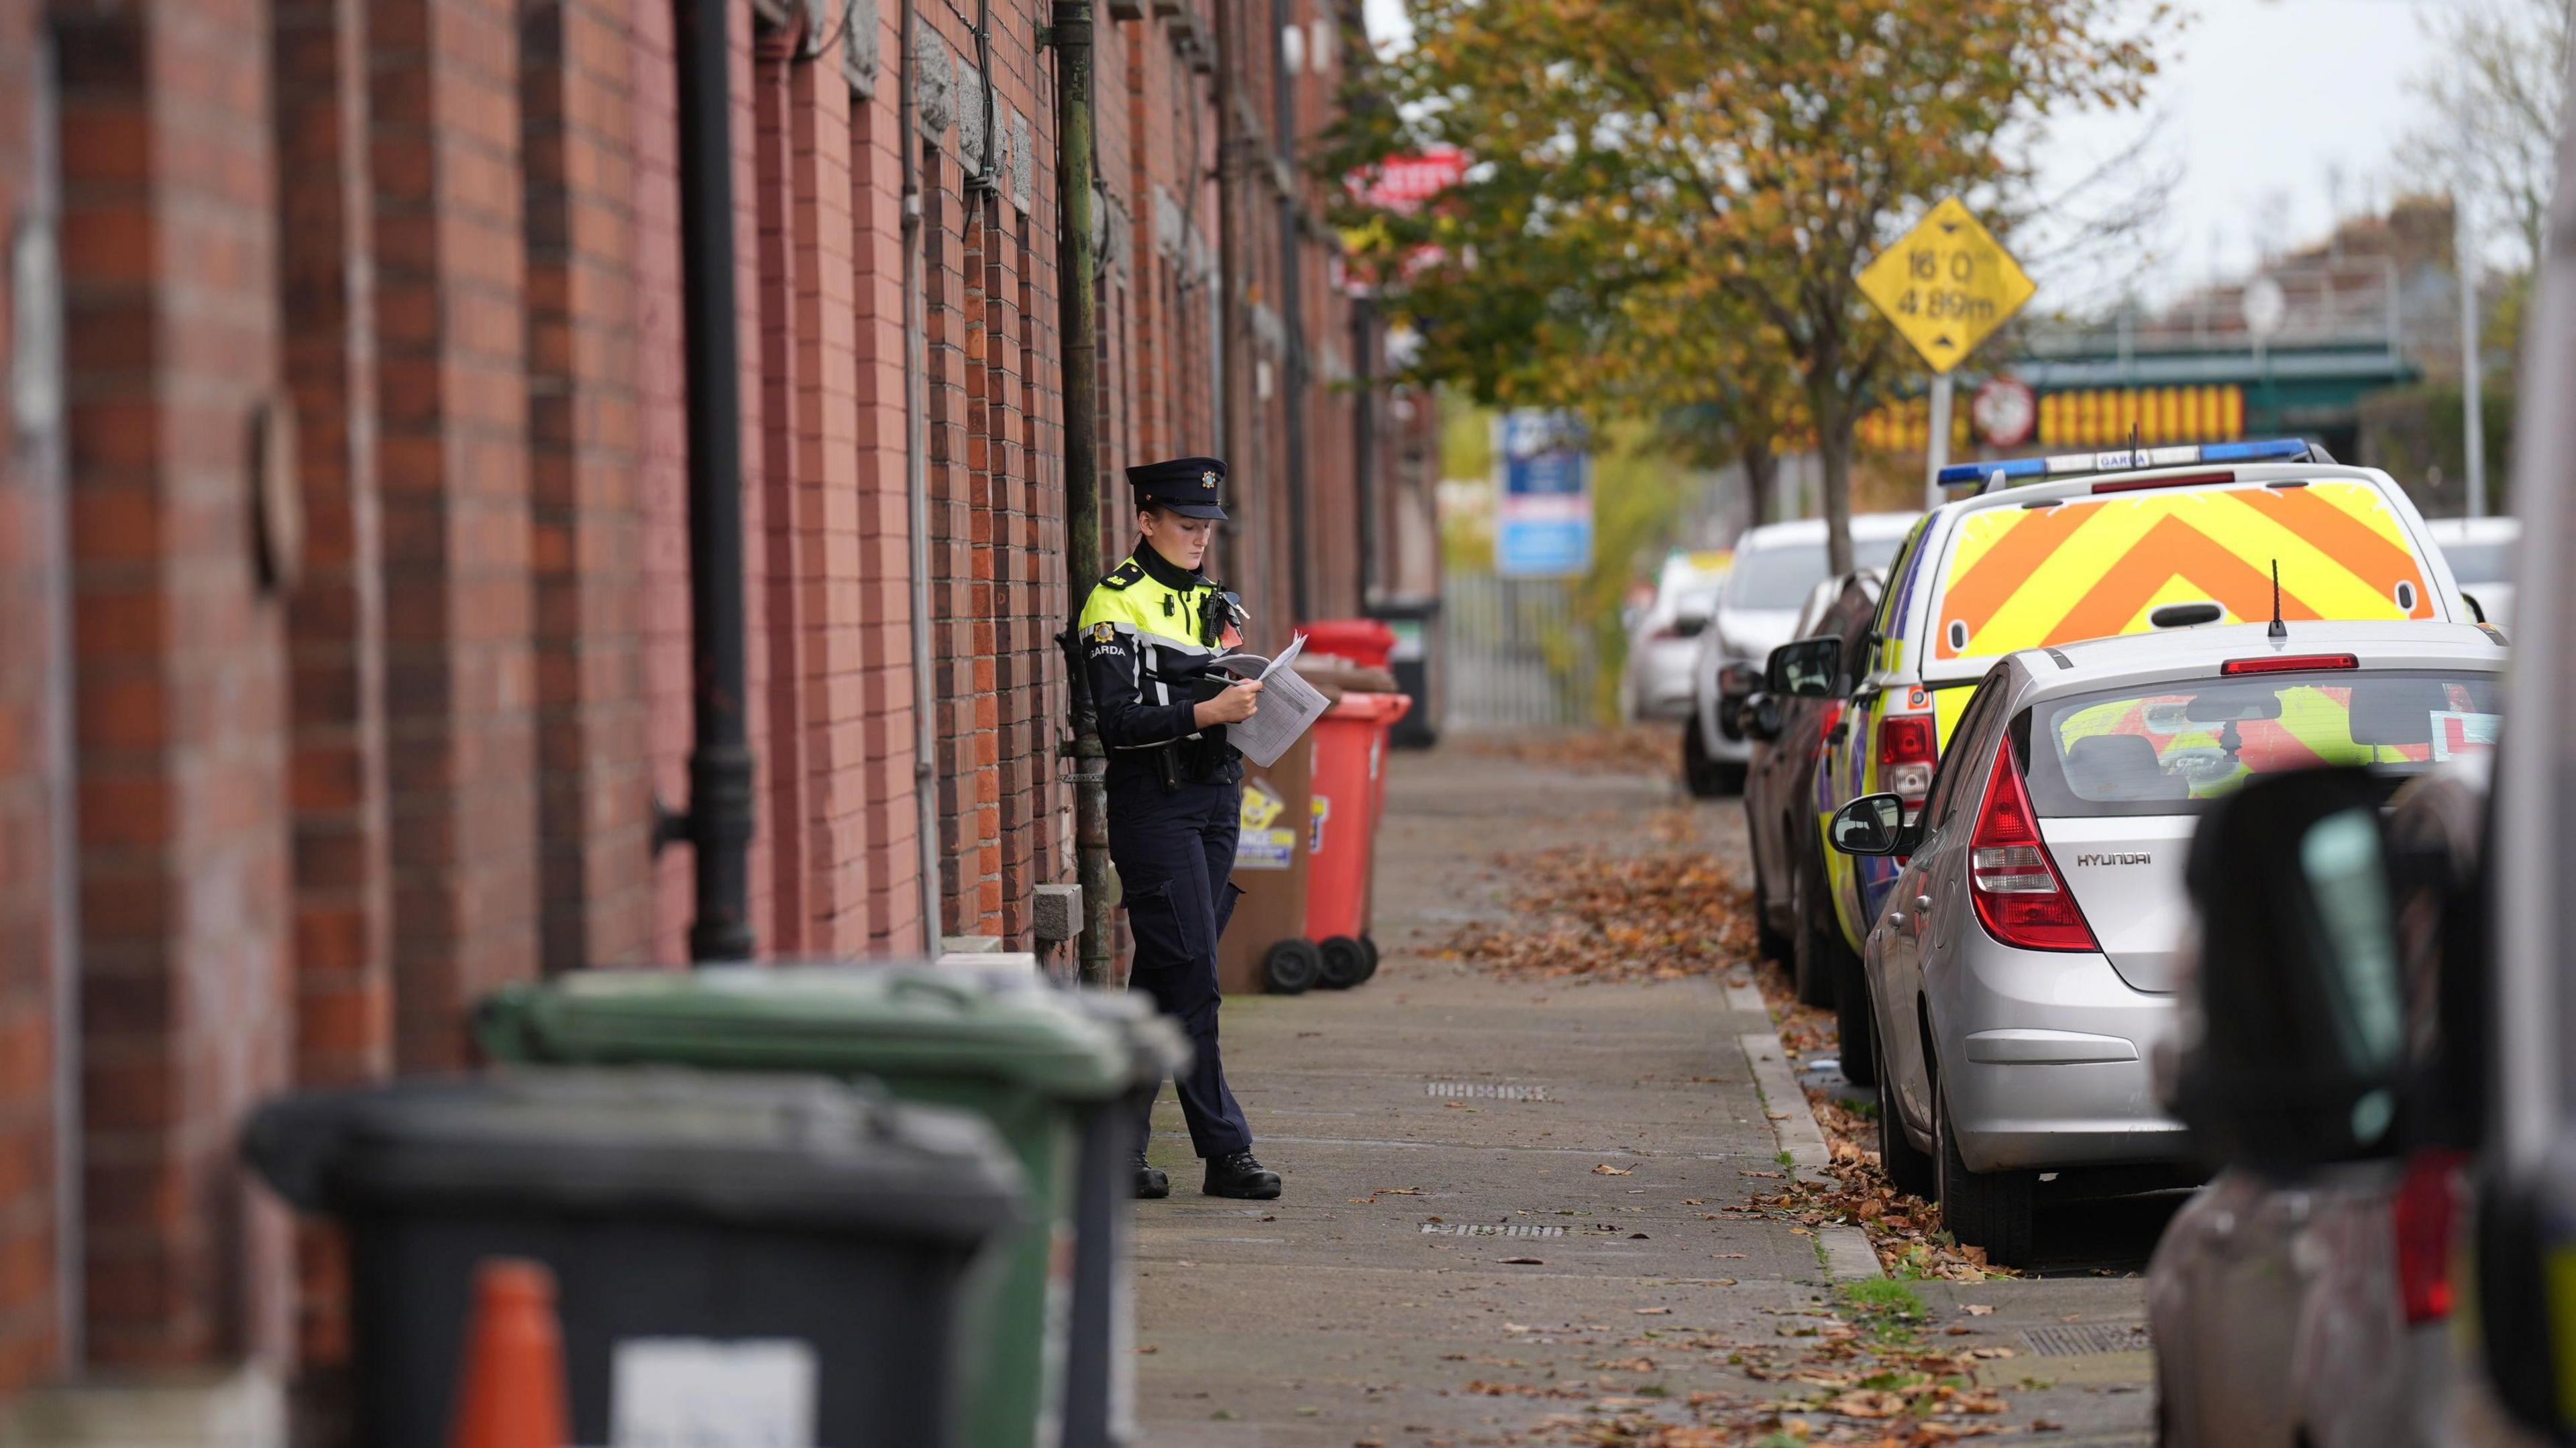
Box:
[0,0,1420,1421]
[56,0,297,1368]
[0,0,64,1394]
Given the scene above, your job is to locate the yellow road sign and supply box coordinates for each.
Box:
[1858,198,2035,374]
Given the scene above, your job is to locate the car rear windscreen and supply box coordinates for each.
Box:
[1727,535,1907,610]
[1927,480,2440,667]
[2017,669,2502,818]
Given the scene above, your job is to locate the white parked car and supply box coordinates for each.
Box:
[1682,514,1916,795]
[2423,515,2519,628]
[1621,551,1729,722]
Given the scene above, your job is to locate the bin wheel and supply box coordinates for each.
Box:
[1356,935,1382,983]
[1318,936,1370,989]
[1263,939,1324,994]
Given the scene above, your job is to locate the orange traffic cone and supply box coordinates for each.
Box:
[447,1258,570,1448]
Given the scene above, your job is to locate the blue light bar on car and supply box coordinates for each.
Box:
[1935,437,2315,488]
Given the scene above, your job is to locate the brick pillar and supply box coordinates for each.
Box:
[272,0,388,1392]
[849,48,926,951]
[370,0,539,1066]
[960,190,1003,936]
[628,0,692,964]
[750,23,874,956]
[782,40,871,954]
[523,0,651,973]
[922,142,979,941]
[749,40,814,956]
[56,0,297,1370]
[980,197,1032,944]
[0,0,66,1394]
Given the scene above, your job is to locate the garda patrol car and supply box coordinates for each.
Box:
[1806,439,2475,974]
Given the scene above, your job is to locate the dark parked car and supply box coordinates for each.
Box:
[1739,571,1883,1057]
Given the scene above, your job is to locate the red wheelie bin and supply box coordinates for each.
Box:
[1303,689,1411,989]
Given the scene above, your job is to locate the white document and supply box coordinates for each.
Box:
[1224,632,1330,768]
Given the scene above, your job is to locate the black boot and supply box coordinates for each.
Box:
[1201,1150,1281,1200]
[1132,1154,1169,1200]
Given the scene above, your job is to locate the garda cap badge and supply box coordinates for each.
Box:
[1201,471,1218,489]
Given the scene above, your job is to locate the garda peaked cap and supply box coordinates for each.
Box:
[1128,455,1229,520]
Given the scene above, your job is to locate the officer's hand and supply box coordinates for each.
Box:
[1195,679,1263,728]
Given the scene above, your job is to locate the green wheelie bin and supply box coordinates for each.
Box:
[476,967,1131,1448]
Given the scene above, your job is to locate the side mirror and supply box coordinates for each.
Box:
[1829,793,1911,856]
[1717,661,1762,703]
[2171,767,2406,1172]
[1672,612,1711,638]
[1766,635,1843,699]
[1739,693,1782,743]
[2462,590,2488,624]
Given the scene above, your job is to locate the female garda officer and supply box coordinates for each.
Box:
[1077,455,1283,1201]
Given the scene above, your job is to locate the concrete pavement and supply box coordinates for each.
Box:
[1132,739,2159,1447]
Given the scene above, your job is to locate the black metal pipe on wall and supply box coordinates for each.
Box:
[673,0,755,960]
[1272,0,1310,622]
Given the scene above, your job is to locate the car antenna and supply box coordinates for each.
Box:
[2268,559,2288,640]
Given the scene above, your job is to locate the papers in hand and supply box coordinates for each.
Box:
[1220,633,1329,768]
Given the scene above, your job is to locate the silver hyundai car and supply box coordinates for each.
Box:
[1826,619,2510,1265]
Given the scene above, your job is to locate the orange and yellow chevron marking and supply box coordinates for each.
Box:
[1932,481,2434,661]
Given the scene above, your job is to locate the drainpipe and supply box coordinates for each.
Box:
[674,0,755,960]
[1045,0,1112,984]
[900,0,946,946]
[1271,0,1311,620]
[1214,0,1250,592]
[1352,292,1375,608]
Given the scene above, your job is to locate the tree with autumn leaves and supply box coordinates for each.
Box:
[1327,0,2164,572]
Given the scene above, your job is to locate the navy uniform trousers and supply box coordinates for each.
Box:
[1110,768,1253,1158]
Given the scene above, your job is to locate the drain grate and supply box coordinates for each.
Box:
[1426,1082,1550,1101]
[2021,1322,2151,1357]
[1418,1222,1566,1238]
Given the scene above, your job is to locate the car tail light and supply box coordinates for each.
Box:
[2394,1148,2467,1325]
[2220,653,2359,675]
[1877,714,1937,800]
[1968,743,2098,952]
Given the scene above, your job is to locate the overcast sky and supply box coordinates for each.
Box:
[2035,0,2449,304]
[1357,0,2456,309]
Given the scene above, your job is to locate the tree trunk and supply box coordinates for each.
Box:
[1739,437,1777,540]
[1812,390,1855,576]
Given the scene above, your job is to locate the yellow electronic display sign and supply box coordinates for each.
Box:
[2038,386,2245,449]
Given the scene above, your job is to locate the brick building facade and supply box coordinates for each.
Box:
[0,0,1434,1433]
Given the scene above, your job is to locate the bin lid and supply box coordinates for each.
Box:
[478,966,1133,1101]
[935,968,1193,1085]
[1300,619,1397,669]
[241,1068,1025,1245]
[1325,690,1413,723]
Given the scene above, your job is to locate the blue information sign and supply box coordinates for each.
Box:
[1495,410,1593,577]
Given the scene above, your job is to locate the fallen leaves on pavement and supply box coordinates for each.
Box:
[1458,725,1678,777]
[1436,831,1758,984]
